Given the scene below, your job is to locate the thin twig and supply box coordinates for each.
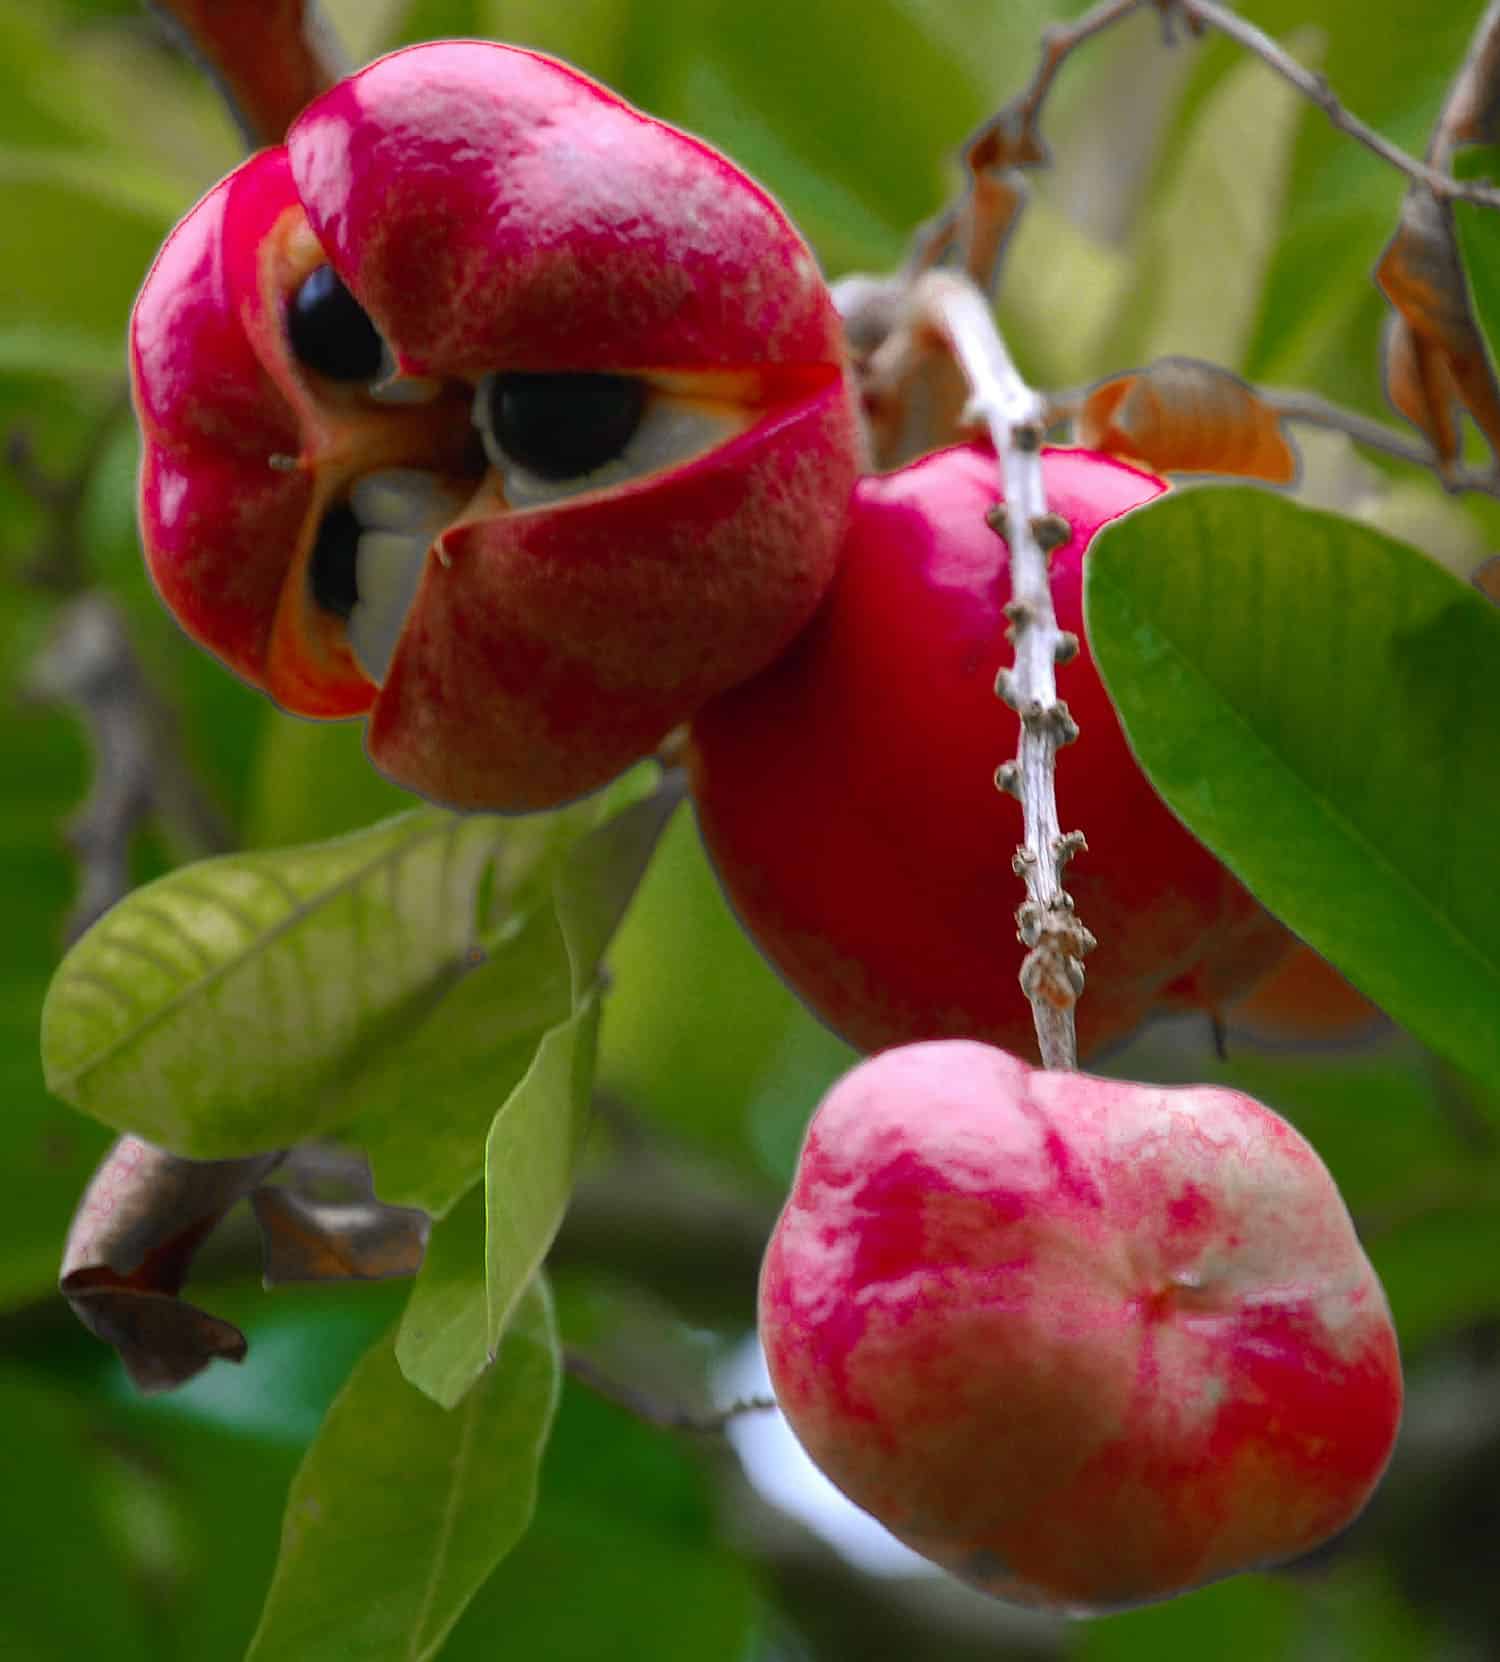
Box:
[563,1349,775,1436]
[965,0,1149,174]
[913,272,1095,1070]
[1178,0,1500,210]
[914,0,1500,285]
[1427,0,1500,159]
[23,596,235,940]
[1261,388,1500,498]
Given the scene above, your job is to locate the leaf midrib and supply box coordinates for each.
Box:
[47,814,475,1093]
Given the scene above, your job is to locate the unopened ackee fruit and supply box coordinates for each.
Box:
[760,1040,1402,1612]
[689,444,1290,1064]
[130,40,859,811]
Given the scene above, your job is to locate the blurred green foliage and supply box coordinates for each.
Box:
[4,1,1499,1659]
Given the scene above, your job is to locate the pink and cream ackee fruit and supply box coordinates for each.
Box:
[689,444,1292,1066]
[760,1040,1403,1613]
[130,41,860,811]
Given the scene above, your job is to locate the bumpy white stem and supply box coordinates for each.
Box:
[916,272,1094,1070]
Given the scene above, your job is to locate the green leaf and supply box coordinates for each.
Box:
[442,1379,758,1662]
[1086,487,1500,1094]
[245,1279,559,1662]
[44,773,675,1160]
[0,1366,158,1660]
[1451,146,1500,389]
[396,1185,490,1409]
[392,981,602,1408]
[554,776,685,994]
[485,993,600,1364]
[43,810,506,1154]
[343,776,678,1219]
[341,904,574,1220]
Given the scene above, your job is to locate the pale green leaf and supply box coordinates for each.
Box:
[340,906,572,1220]
[486,995,601,1360]
[43,810,522,1155]
[395,1185,490,1409]
[341,775,678,1218]
[45,768,676,1159]
[245,1280,559,1662]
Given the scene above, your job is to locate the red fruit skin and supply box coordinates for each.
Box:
[760,1041,1403,1612]
[688,444,1290,1063]
[286,42,844,378]
[130,41,859,811]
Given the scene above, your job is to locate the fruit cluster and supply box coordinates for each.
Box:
[131,41,860,811]
[130,40,1400,1612]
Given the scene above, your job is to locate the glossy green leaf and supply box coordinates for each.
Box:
[1451,146,1500,390]
[1086,488,1500,1094]
[245,1280,559,1662]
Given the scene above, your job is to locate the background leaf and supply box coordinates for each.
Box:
[1451,145,1500,389]
[1086,487,1500,1095]
[245,1280,559,1662]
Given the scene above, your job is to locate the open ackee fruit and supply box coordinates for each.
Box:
[131,40,861,810]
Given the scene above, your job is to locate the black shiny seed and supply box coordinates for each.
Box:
[287,265,384,382]
[483,372,647,481]
[309,502,361,618]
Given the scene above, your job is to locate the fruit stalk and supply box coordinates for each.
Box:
[919,271,1093,1069]
[148,0,346,147]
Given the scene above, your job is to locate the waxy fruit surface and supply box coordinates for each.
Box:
[761,1041,1402,1611]
[689,443,1291,1064]
[131,41,859,810]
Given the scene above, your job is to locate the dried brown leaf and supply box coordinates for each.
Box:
[1078,358,1299,482]
[60,1136,278,1391]
[252,1186,429,1285]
